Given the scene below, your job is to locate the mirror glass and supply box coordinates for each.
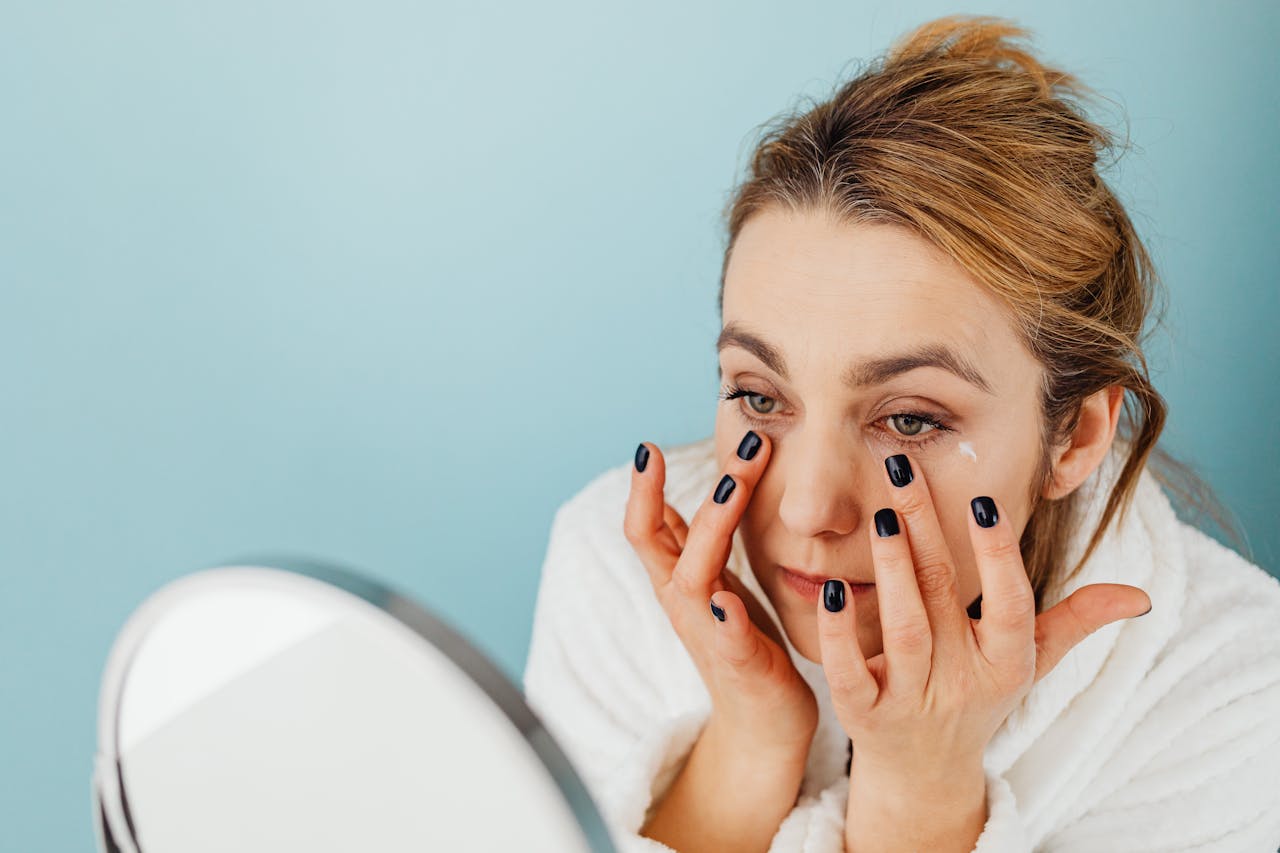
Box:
[92,558,616,853]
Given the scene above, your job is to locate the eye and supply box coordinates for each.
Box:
[887,413,937,437]
[717,383,955,448]
[718,383,778,418]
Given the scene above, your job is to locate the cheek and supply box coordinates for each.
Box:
[915,446,1032,592]
[713,411,738,465]
[740,474,776,538]
[911,443,994,545]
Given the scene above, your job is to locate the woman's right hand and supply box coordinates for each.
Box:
[624,432,818,757]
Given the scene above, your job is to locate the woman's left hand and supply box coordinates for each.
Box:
[817,452,1152,786]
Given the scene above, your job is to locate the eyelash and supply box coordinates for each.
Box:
[717,383,956,449]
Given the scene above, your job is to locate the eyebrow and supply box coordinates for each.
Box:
[715,321,994,395]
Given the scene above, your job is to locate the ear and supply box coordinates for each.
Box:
[1042,386,1124,500]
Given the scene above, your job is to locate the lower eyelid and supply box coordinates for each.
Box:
[734,407,950,445]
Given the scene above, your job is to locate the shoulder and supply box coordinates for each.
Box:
[1133,521,1280,782]
[1038,520,1280,847]
[1173,521,1280,665]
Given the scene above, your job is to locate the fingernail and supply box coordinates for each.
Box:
[1136,604,1152,618]
[823,579,845,612]
[874,507,899,537]
[885,454,913,487]
[713,474,736,504]
[737,430,761,461]
[710,597,726,622]
[971,496,998,528]
[634,443,649,473]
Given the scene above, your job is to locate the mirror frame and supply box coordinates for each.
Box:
[91,554,617,853]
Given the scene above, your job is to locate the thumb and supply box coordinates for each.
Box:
[709,590,775,676]
[1033,583,1152,683]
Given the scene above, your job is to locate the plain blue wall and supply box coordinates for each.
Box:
[3,1,1277,848]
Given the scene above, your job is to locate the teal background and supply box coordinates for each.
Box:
[3,1,1277,848]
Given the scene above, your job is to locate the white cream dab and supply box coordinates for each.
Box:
[957,441,978,463]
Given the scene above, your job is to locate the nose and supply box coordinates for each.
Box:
[774,425,872,539]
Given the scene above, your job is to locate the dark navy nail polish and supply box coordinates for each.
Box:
[737,430,762,461]
[634,443,649,473]
[967,594,983,620]
[713,474,736,504]
[823,579,845,612]
[885,454,913,487]
[874,507,899,537]
[710,598,726,621]
[971,496,998,528]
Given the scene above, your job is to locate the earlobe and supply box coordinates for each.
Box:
[1042,386,1124,500]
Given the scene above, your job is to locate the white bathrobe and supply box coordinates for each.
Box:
[522,435,1280,851]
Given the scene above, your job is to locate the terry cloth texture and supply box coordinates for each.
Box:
[523,436,1280,851]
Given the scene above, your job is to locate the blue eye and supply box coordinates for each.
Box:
[717,383,955,448]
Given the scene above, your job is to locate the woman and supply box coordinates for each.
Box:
[523,14,1280,853]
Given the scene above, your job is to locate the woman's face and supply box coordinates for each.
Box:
[714,206,1047,664]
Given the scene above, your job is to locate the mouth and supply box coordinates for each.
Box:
[779,565,875,604]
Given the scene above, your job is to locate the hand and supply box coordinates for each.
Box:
[816,451,1151,783]
[625,433,818,755]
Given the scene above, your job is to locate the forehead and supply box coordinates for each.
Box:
[722,208,1028,379]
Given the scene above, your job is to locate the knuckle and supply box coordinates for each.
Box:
[817,615,845,643]
[876,549,914,577]
[655,582,682,619]
[826,666,861,697]
[913,560,958,598]
[896,491,932,522]
[721,632,759,668]
[1062,593,1094,638]
[889,620,932,652]
[1000,584,1037,620]
[670,565,702,599]
[622,515,645,546]
[981,536,1022,563]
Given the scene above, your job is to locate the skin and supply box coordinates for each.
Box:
[713,205,1125,665]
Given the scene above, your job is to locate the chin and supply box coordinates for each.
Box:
[781,612,882,667]
[775,612,823,664]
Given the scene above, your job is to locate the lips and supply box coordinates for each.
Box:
[781,566,874,586]
[779,565,875,604]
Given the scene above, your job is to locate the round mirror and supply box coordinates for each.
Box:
[92,557,617,853]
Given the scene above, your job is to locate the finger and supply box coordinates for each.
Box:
[1032,583,1152,684]
[709,589,771,674]
[623,441,680,589]
[881,453,970,669]
[965,495,1037,683]
[664,503,690,551]
[720,569,781,646]
[673,430,771,595]
[868,506,932,694]
[816,579,876,712]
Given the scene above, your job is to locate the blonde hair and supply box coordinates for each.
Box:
[717,14,1248,611]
